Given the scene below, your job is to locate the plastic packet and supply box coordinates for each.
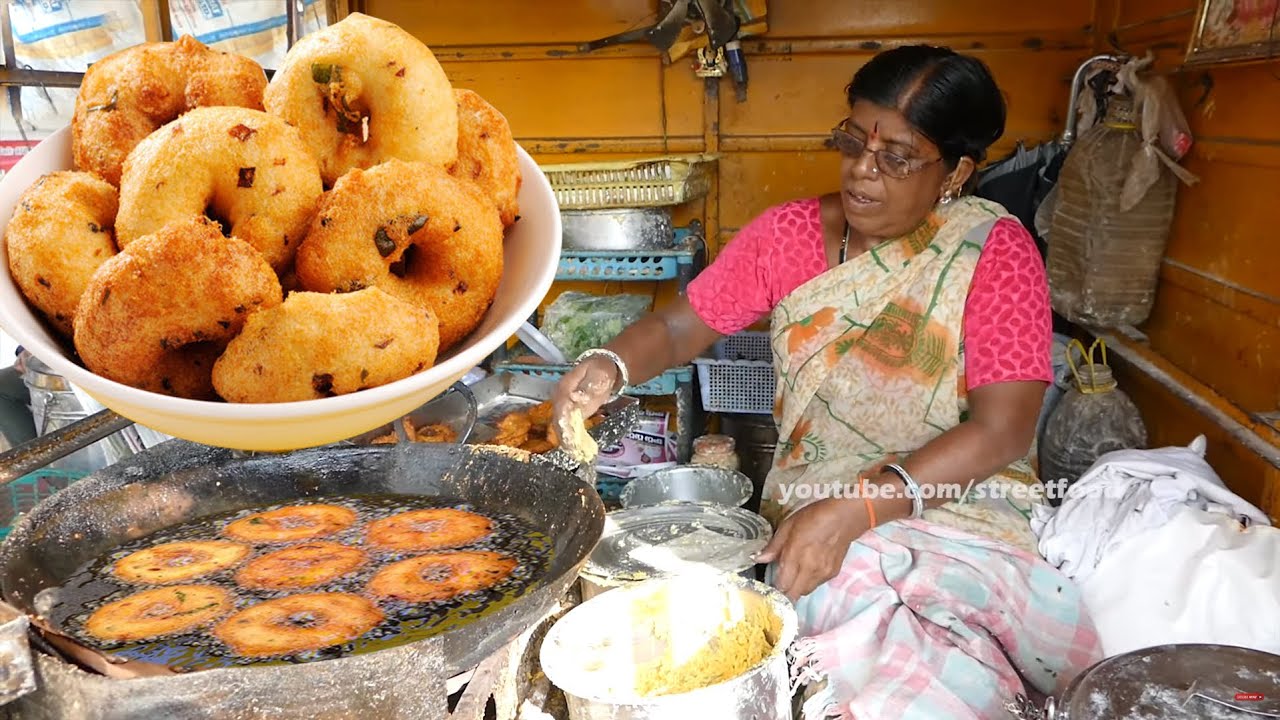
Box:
[539,292,652,360]
[596,409,678,479]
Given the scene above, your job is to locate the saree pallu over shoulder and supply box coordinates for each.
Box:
[761,197,1043,553]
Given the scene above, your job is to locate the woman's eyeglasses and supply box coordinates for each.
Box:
[829,119,941,179]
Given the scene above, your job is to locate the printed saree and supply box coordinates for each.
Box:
[760,196,1045,554]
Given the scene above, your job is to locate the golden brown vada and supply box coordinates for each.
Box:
[4,171,118,337]
[234,542,367,591]
[84,585,232,643]
[365,508,492,552]
[73,35,267,186]
[72,216,283,400]
[415,423,459,443]
[213,593,383,658]
[450,89,521,227]
[263,13,457,185]
[223,504,357,544]
[211,287,440,403]
[115,106,323,272]
[294,159,503,351]
[367,551,516,604]
[491,411,532,448]
[113,541,250,585]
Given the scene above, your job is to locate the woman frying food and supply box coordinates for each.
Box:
[554,46,1101,716]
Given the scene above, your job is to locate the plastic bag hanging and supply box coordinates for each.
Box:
[1114,54,1200,211]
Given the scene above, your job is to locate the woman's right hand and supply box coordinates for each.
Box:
[550,354,619,439]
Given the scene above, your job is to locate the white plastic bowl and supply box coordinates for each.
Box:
[0,126,561,451]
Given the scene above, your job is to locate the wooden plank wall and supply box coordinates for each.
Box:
[1098,0,1280,516]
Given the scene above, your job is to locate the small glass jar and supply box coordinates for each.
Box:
[691,434,739,471]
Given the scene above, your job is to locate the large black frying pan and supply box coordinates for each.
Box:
[0,439,604,681]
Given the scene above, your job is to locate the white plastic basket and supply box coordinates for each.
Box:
[693,331,775,415]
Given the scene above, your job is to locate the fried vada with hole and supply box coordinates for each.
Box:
[4,171,118,337]
[84,585,232,643]
[235,542,367,591]
[73,216,282,400]
[113,540,250,585]
[295,159,502,351]
[211,287,440,403]
[367,551,516,604]
[450,89,521,227]
[365,508,492,552]
[263,13,457,185]
[115,106,323,272]
[223,504,357,543]
[73,35,267,186]
[213,593,383,658]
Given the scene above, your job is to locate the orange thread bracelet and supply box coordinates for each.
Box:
[860,476,877,529]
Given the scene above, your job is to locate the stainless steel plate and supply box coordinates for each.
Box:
[1058,643,1280,719]
[583,502,771,582]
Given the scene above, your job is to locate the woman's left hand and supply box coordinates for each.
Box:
[756,498,870,601]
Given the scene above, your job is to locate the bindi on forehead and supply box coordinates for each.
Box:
[855,118,913,152]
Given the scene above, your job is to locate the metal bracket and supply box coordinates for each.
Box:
[695,45,726,77]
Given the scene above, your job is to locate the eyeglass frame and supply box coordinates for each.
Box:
[828,118,944,179]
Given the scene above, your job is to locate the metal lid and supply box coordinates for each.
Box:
[1059,644,1280,719]
[582,502,771,582]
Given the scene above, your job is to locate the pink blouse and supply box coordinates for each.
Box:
[687,198,1052,389]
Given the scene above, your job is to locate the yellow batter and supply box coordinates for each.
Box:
[563,577,782,698]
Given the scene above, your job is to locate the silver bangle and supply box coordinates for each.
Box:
[575,349,629,398]
[883,463,924,519]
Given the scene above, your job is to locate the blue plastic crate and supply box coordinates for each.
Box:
[494,362,692,396]
[555,235,703,282]
[0,469,85,540]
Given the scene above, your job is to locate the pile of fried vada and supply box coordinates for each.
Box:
[4,14,521,403]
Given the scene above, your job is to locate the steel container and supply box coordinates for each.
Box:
[561,208,674,251]
[619,466,753,509]
[542,573,796,720]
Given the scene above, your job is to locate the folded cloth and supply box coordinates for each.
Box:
[786,519,1101,720]
[1031,436,1270,581]
[1081,506,1280,657]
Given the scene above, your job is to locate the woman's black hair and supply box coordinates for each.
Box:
[846,45,1006,167]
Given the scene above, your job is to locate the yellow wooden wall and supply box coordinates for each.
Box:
[1097,0,1280,516]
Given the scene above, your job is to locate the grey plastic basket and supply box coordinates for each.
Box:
[693,331,775,415]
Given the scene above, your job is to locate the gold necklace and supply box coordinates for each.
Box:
[839,223,850,264]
